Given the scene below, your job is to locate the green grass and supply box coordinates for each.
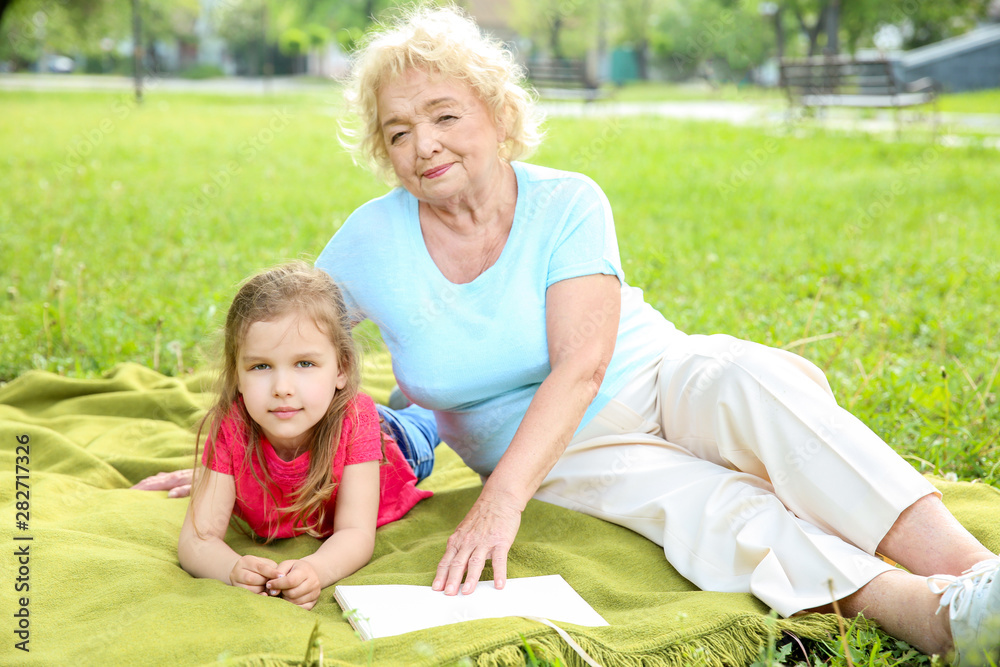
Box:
[2,89,999,665]
[937,88,1000,115]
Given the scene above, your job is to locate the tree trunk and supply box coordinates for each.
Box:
[793,1,828,57]
[131,0,142,104]
[636,39,648,80]
[824,0,841,55]
[774,7,785,60]
[549,15,563,60]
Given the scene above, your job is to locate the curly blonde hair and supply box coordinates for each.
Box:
[340,3,544,183]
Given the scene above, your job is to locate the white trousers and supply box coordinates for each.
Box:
[534,333,937,616]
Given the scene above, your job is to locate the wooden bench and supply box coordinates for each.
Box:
[779,56,937,132]
[526,58,605,102]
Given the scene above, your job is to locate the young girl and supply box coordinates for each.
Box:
[177,261,436,610]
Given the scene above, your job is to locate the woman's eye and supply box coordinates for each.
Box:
[437,115,457,123]
[390,131,406,144]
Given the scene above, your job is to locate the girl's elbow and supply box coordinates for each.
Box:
[361,532,377,560]
[176,538,195,573]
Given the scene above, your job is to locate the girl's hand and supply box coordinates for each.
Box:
[433,492,523,596]
[229,555,279,594]
[267,560,321,610]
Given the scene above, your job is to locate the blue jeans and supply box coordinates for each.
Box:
[376,404,438,481]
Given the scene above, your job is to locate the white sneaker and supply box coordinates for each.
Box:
[929,558,1000,666]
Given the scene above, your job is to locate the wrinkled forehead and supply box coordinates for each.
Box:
[376,67,482,119]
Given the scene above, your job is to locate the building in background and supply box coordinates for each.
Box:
[898,23,1000,92]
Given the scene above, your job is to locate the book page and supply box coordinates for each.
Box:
[335,574,609,639]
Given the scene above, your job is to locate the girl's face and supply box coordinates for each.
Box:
[236,312,347,457]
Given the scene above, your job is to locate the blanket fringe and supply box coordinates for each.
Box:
[474,613,847,667]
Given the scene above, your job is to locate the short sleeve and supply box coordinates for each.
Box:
[341,394,384,466]
[202,415,241,475]
[546,175,624,288]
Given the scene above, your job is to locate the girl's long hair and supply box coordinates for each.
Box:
[191,261,362,542]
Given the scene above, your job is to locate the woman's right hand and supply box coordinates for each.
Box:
[131,469,193,497]
[229,555,279,595]
[433,491,523,595]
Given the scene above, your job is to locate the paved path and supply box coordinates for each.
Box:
[4,73,998,140]
[0,72,335,94]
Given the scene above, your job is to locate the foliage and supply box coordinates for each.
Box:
[508,0,601,60]
[2,85,999,666]
[749,610,940,666]
[0,0,200,69]
[650,0,772,81]
[177,62,225,79]
[760,0,994,56]
[895,0,994,48]
[2,0,996,79]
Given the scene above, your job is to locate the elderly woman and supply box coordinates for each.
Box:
[322,5,1000,662]
[138,5,1000,663]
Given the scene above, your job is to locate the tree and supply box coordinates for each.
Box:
[508,0,601,60]
[1,0,198,71]
[615,0,659,79]
[896,0,992,48]
[652,0,771,81]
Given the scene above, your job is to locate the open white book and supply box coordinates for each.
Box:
[334,574,609,640]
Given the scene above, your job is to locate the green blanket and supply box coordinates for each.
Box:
[2,363,999,666]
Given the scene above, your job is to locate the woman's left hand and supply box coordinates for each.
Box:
[131,469,193,497]
[433,491,523,595]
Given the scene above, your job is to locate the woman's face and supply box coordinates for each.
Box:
[377,68,506,206]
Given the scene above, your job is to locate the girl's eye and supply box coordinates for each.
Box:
[250,363,269,371]
[296,361,316,368]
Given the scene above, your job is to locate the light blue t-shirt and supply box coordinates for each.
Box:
[316,161,677,475]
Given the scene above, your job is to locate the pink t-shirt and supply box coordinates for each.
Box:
[203,393,432,539]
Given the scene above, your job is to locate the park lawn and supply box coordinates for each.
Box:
[936,87,1000,114]
[2,87,999,665]
[2,88,999,481]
